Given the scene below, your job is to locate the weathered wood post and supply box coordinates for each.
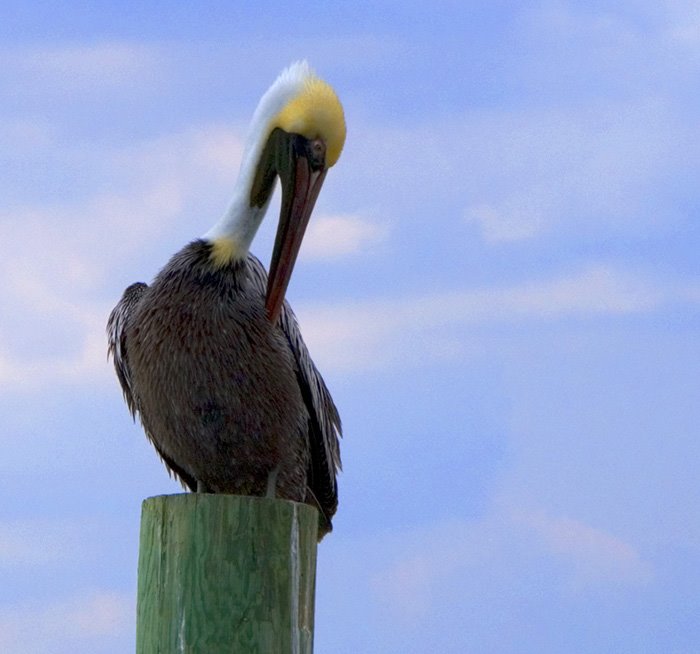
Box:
[136,494,319,653]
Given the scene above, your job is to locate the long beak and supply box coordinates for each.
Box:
[265,154,327,324]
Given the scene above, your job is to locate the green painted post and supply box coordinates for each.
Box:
[136,494,319,653]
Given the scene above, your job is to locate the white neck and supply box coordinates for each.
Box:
[201,169,275,253]
[202,62,313,254]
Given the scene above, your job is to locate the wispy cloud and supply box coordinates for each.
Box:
[301,214,389,260]
[346,31,695,247]
[466,203,545,242]
[299,264,680,372]
[107,124,244,194]
[0,117,54,152]
[1,196,694,389]
[370,519,493,621]
[517,509,653,588]
[1,41,165,94]
[0,124,245,391]
[0,591,133,653]
[459,99,688,242]
[367,505,651,626]
[0,521,77,567]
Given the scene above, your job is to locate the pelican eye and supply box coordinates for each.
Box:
[306,138,326,171]
[290,134,326,171]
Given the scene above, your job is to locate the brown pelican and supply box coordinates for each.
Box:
[107,62,344,537]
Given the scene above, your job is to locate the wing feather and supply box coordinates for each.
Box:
[107,281,199,490]
[107,282,148,417]
[247,254,342,524]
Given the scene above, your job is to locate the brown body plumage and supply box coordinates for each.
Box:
[108,242,341,535]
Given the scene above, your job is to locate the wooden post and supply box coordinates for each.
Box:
[136,494,319,653]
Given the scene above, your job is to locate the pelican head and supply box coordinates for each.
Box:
[204,61,346,323]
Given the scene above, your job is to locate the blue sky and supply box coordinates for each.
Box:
[1,1,699,652]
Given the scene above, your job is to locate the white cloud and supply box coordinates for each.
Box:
[368,506,651,625]
[363,498,655,624]
[107,124,244,193]
[466,203,545,243]
[461,100,687,242]
[0,521,75,567]
[0,124,245,392]
[0,122,244,261]
[517,509,653,588]
[298,264,672,372]
[0,201,690,390]
[0,211,115,390]
[0,117,53,151]
[0,591,133,653]
[301,214,389,260]
[0,321,109,391]
[370,520,491,621]
[0,26,694,391]
[349,96,692,248]
[3,41,164,93]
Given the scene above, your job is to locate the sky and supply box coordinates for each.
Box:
[1,1,699,652]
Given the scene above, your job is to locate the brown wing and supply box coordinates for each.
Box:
[107,281,198,490]
[247,254,342,529]
[107,282,148,417]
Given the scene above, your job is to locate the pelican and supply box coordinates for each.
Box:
[107,62,344,537]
